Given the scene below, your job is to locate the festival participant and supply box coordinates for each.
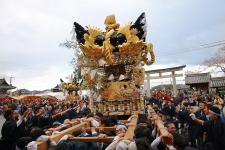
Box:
[66,106,78,119]
[213,95,224,106]
[177,101,189,134]
[173,133,197,150]
[96,116,117,140]
[150,126,174,150]
[165,122,177,135]
[44,105,53,118]
[162,101,176,120]
[75,100,91,118]
[57,134,95,150]
[73,112,101,129]
[26,127,56,150]
[16,136,33,150]
[105,125,128,150]
[190,106,225,150]
[127,124,153,150]
[0,109,32,150]
[31,107,53,129]
[193,101,207,148]
[186,104,202,148]
[221,106,225,123]
[203,105,210,121]
[57,127,98,150]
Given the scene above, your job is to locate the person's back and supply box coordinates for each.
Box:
[194,109,207,139]
[1,110,19,150]
[173,133,197,150]
[128,124,153,150]
[177,107,189,123]
[204,118,225,150]
[190,106,225,150]
[1,119,17,140]
[220,106,225,123]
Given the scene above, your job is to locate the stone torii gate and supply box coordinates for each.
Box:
[145,65,186,96]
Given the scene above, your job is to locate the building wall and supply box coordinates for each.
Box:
[0,89,7,95]
[189,83,209,92]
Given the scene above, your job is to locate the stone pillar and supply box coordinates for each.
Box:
[146,74,150,97]
[171,71,178,96]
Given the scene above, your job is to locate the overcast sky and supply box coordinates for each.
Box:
[0,0,225,90]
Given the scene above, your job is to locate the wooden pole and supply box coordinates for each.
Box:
[124,114,138,140]
[37,122,88,150]
[147,106,173,145]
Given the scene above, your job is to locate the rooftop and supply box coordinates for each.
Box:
[210,77,225,88]
[185,73,211,84]
[0,78,16,90]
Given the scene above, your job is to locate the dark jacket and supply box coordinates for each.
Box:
[203,119,225,150]
[162,104,176,117]
[177,107,189,123]
[194,110,207,136]
[0,119,25,150]
[57,139,97,150]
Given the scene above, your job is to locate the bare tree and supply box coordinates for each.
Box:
[185,66,206,74]
[203,46,225,73]
[60,39,82,81]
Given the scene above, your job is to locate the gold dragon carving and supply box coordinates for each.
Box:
[73,12,155,66]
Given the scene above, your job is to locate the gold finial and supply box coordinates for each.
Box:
[104,15,120,32]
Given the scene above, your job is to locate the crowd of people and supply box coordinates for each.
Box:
[146,90,225,150]
[0,90,224,150]
[0,98,91,150]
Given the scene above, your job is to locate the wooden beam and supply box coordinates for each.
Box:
[124,115,138,140]
[70,117,138,142]
[145,65,186,74]
[147,106,173,145]
[46,120,80,136]
[37,122,88,150]
[37,116,139,150]
[146,73,183,79]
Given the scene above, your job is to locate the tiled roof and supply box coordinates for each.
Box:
[210,77,225,88]
[0,78,16,89]
[0,85,16,89]
[185,73,211,84]
[0,79,9,86]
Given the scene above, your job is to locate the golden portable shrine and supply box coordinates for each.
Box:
[72,12,155,115]
[60,78,80,101]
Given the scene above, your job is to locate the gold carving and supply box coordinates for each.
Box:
[76,14,155,66]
